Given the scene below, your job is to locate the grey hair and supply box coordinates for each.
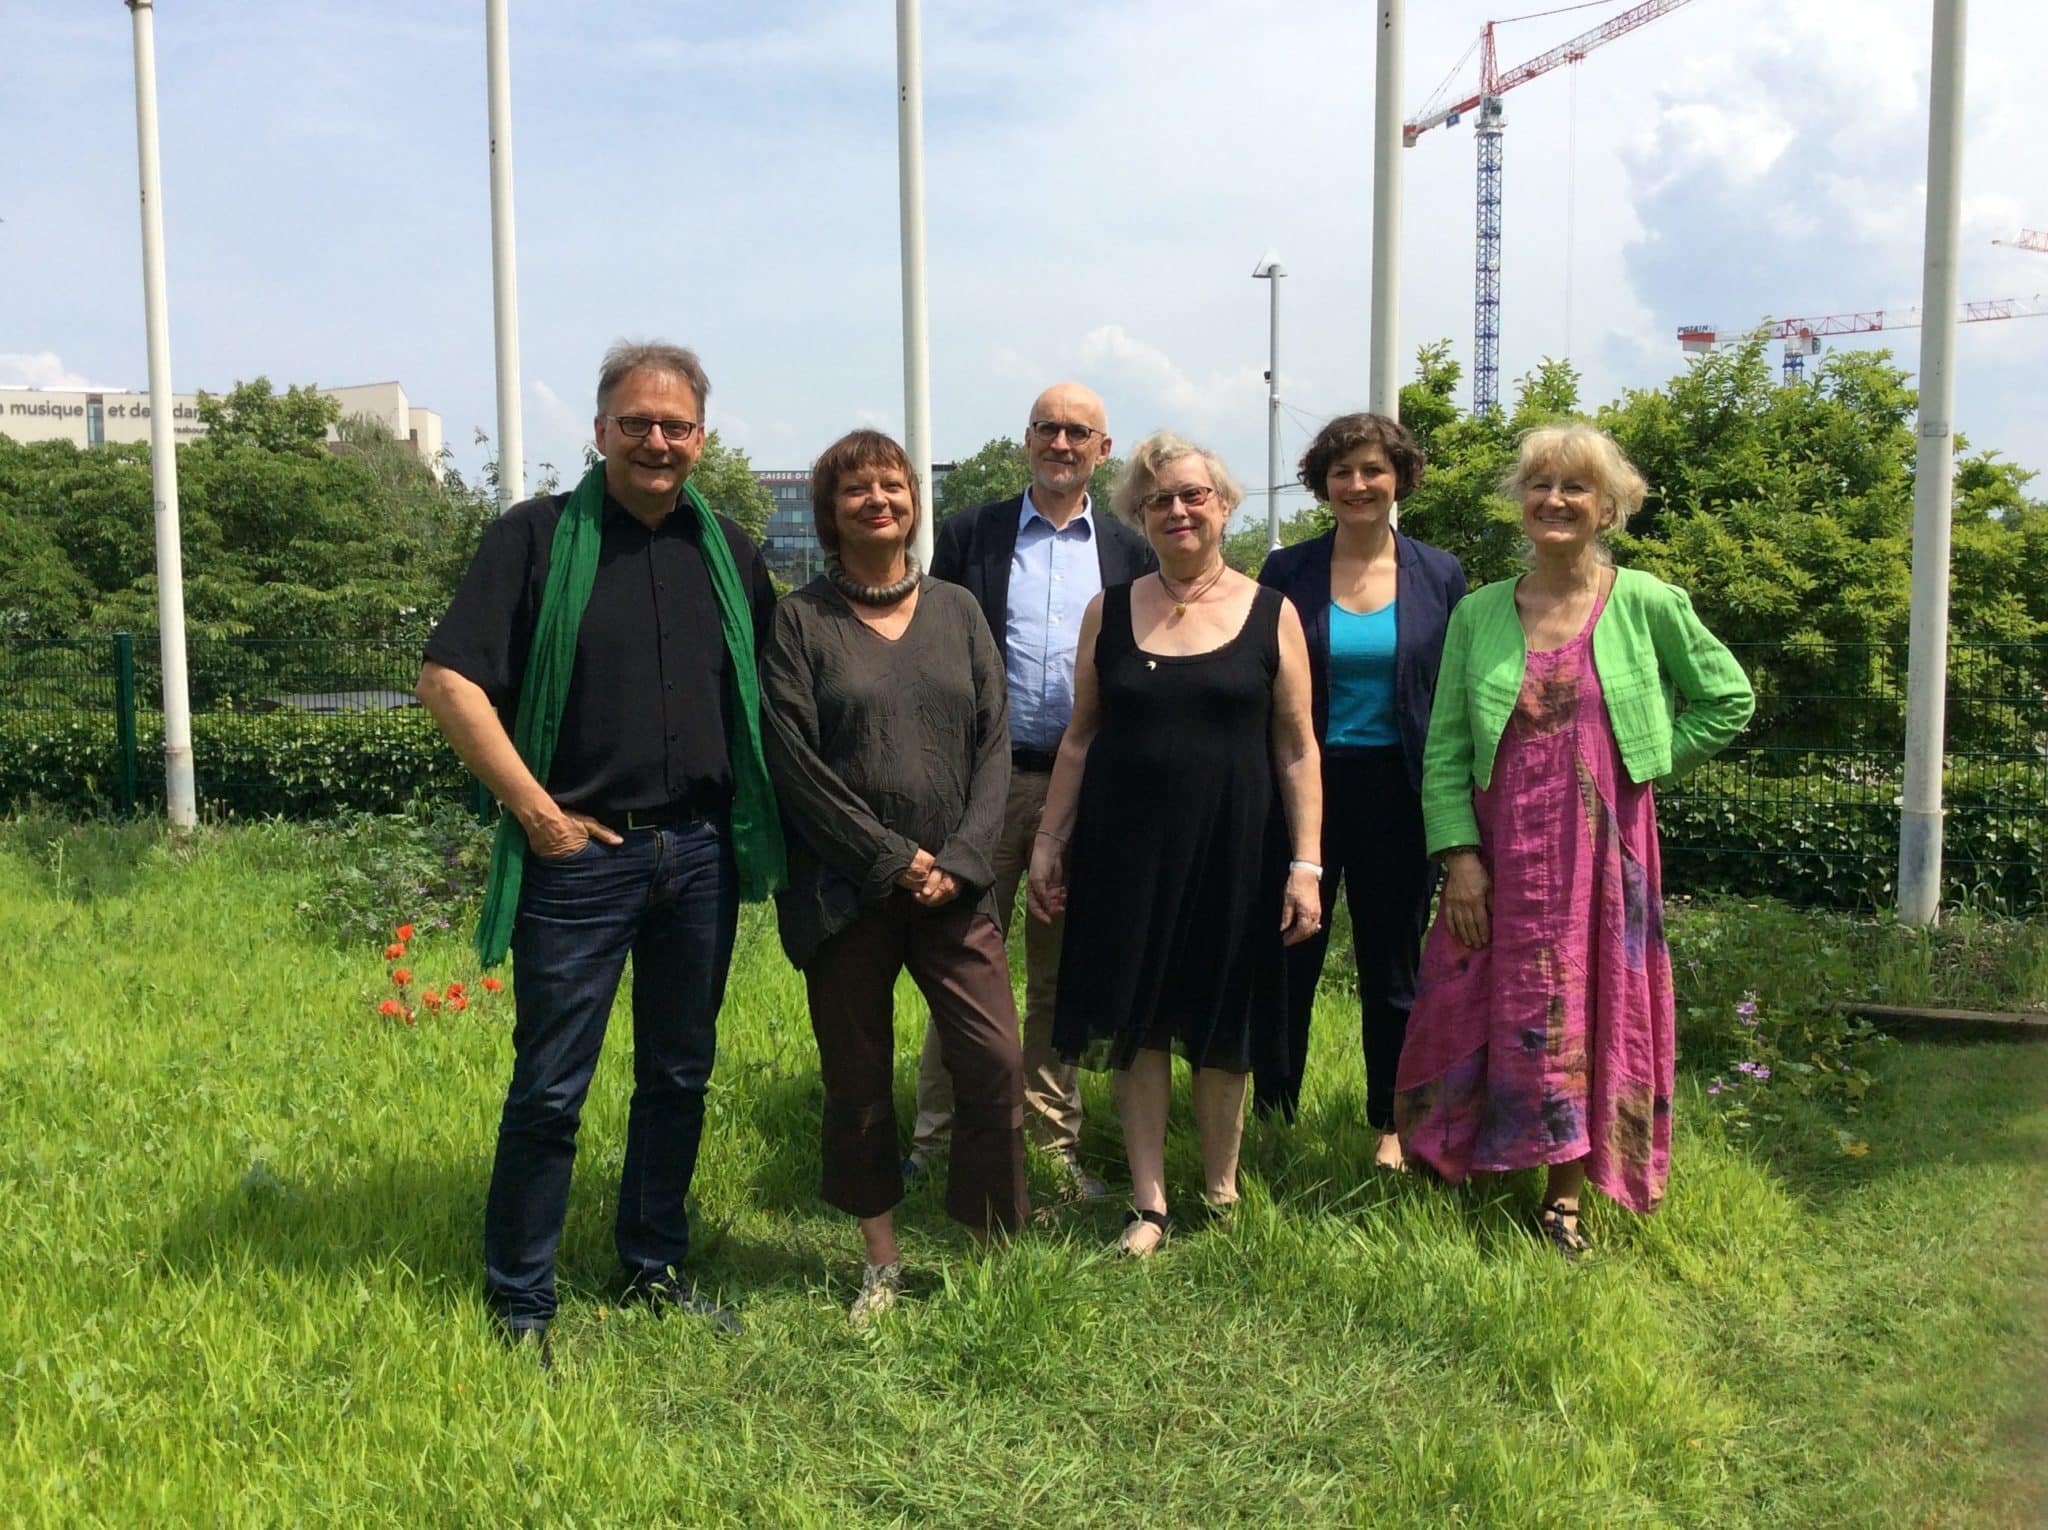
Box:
[595,341,711,417]
[1110,430,1246,524]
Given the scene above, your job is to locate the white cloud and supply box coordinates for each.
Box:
[1076,325,1265,426]
[0,352,114,391]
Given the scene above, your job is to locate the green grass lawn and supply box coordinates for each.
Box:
[1,821,2042,1526]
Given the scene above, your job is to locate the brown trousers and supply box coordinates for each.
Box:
[805,891,1029,1234]
[909,768,1084,1160]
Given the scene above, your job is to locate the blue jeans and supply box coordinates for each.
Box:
[483,820,738,1323]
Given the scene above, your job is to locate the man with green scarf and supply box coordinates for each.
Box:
[418,341,782,1356]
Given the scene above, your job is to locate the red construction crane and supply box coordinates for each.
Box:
[1676,296,2048,380]
[1992,229,2048,254]
[1405,1,1700,413]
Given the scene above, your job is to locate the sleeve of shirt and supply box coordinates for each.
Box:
[422,513,535,709]
[760,599,921,902]
[1649,579,1755,781]
[746,539,777,659]
[934,596,1010,892]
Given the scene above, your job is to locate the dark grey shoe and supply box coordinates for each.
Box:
[626,1280,744,1337]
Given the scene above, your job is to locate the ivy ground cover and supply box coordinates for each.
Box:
[1,822,2042,1526]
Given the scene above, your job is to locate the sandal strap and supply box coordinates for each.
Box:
[1124,1206,1169,1232]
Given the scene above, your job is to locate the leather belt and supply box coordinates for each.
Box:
[1010,745,1059,774]
[589,802,714,834]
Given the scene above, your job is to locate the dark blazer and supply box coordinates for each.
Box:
[930,492,1158,660]
[1258,529,1467,792]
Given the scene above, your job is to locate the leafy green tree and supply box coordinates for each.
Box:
[193,377,340,456]
[1221,504,1331,574]
[689,430,773,543]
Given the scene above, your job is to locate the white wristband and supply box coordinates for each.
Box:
[1288,860,1323,877]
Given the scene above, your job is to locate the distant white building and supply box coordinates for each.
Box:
[0,380,445,476]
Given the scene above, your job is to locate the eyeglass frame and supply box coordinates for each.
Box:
[1028,419,1102,445]
[1139,483,1218,513]
[606,414,704,442]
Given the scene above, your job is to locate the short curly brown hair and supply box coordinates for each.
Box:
[1297,412,1426,502]
[809,429,921,553]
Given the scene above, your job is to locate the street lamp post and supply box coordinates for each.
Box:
[1253,253,1285,551]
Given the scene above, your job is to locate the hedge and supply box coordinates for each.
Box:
[0,708,471,819]
[1,711,2039,912]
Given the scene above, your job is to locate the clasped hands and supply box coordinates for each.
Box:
[897,847,961,908]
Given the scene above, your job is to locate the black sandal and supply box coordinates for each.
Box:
[1118,1206,1170,1257]
[1539,1199,1590,1260]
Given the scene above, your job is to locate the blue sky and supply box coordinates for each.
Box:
[4,0,2044,517]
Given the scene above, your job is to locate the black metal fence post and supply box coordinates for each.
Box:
[113,632,139,817]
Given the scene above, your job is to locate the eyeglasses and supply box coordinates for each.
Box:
[608,415,702,442]
[1029,419,1101,445]
[1140,484,1217,513]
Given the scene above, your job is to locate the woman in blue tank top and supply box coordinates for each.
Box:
[1254,414,1467,1169]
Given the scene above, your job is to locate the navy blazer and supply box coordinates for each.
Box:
[930,492,1158,663]
[1258,530,1467,792]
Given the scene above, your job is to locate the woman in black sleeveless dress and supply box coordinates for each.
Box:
[1028,432,1323,1255]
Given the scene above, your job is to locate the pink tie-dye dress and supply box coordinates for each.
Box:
[1394,588,1674,1213]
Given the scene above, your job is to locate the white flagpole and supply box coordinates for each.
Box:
[125,0,195,828]
[896,0,935,567]
[1369,0,1404,423]
[486,0,525,508]
[1898,0,1968,925]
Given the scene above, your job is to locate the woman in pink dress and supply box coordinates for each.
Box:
[1397,425,1754,1257]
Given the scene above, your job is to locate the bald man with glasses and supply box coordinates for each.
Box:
[906,383,1156,1199]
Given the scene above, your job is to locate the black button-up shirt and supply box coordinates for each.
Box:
[425,488,776,816]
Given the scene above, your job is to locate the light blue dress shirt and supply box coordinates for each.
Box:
[1005,491,1102,751]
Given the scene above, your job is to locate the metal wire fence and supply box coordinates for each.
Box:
[2,634,2042,910]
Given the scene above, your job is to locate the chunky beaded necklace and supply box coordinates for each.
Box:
[827,555,922,606]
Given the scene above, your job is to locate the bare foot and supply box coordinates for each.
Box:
[1372,1131,1406,1173]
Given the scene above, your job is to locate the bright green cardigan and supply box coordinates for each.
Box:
[1419,567,1756,855]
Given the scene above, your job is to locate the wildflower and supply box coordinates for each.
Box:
[482,976,504,994]
[392,968,413,986]
[378,999,405,1018]
[396,923,416,941]
[446,981,466,998]
[1707,1082,1722,1096]
[384,943,407,960]
[448,994,469,1012]
[1753,1065,1771,1082]
[422,989,443,1010]
[1736,996,1758,1026]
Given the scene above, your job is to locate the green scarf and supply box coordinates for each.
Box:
[473,465,786,968]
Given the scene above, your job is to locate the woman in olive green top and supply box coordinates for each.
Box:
[1396,425,1753,1258]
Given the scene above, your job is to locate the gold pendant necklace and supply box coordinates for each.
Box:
[1160,560,1226,617]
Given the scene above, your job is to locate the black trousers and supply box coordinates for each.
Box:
[1254,747,1435,1130]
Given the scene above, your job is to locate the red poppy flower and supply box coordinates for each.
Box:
[384,943,407,961]
[392,968,413,986]
[378,999,405,1018]
[396,924,416,941]
[482,977,504,994]
[422,989,443,1010]
[446,981,466,997]
[448,994,470,1012]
